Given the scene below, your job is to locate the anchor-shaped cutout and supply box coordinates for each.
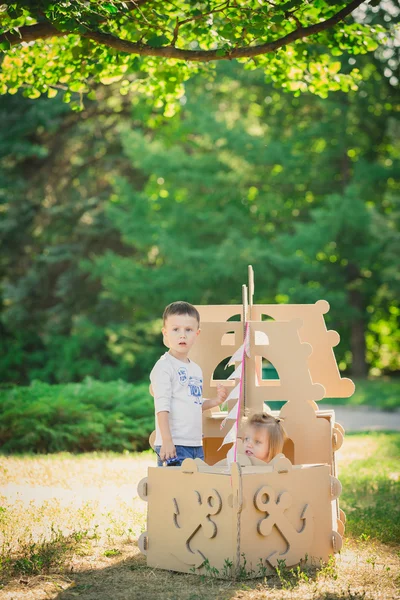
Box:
[254,485,314,567]
[171,488,222,567]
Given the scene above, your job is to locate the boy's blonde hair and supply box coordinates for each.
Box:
[246,413,287,462]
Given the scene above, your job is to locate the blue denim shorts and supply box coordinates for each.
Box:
[154,445,204,467]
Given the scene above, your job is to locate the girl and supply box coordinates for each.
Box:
[243,413,286,462]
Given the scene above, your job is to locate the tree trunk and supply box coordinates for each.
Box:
[347,265,368,376]
[349,301,368,377]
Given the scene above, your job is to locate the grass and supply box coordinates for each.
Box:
[326,377,400,411]
[0,435,399,600]
[339,433,400,543]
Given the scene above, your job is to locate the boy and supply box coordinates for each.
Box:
[150,301,228,466]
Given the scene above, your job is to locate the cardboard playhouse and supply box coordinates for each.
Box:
[138,266,354,576]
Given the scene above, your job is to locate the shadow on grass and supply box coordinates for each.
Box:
[44,551,377,600]
[1,533,396,600]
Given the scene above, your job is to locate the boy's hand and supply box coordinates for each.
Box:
[216,383,228,405]
[201,385,229,412]
[160,440,176,461]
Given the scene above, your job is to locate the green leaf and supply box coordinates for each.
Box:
[102,3,119,14]
[287,80,307,91]
[0,39,11,51]
[23,88,41,99]
[329,61,341,74]
[153,11,169,21]
[146,34,169,48]
[364,38,379,52]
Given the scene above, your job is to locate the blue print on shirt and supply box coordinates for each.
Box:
[177,367,188,385]
[188,376,203,405]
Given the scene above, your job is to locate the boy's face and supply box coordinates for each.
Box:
[243,426,269,461]
[162,314,200,360]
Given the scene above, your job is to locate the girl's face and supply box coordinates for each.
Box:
[243,425,269,461]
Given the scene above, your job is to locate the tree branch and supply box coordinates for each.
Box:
[1,22,64,45]
[0,0,153,45]
[0,0,367,62]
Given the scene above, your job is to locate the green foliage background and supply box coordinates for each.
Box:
[0,379,153,453]
[0,378,398,454]
[1,54,398,385]
[0,3,399,453]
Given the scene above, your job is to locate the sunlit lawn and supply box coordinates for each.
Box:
[0,434,399,600]
[327,377,400,411]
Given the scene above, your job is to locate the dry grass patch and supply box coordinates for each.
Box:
[0,436,399,600]
[0,452,152,584]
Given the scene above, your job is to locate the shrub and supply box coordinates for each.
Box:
[0,378,154,453]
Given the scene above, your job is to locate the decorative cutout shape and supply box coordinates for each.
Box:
[171,489,222,566]
[254,485,314,567]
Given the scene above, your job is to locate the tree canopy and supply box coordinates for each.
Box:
[0,2,398,384]
[1,51,398,383]
[0,0,389,108]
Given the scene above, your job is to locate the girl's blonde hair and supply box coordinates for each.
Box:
[246,413,287,462]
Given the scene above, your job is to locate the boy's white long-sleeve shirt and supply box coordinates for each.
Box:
[150,352,203,447]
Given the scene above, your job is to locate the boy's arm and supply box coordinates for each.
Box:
[202,383,228,412]
[157,411,176,460]
[150,363,177,461]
